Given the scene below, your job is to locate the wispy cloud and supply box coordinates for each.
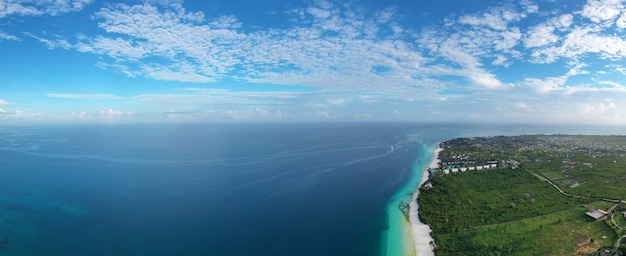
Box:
[0,0,93,18]
[6,0,626,124]
[529,26,626,64]
[29,0,626,94]
[0,109,44,120]
[578,99,622,122]
[33,1,431,90]
[47,93,123,100]
[101,108,133,119]
[0,30,20,41]
[0,0,93,41]
[580,0,625,25]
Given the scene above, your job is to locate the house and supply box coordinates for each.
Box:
[460,167,467,172]
[600,249,611,256]
[476,166,484,170]
[468,166,476,171]
[490,163,497,168]
[586,209,608,220]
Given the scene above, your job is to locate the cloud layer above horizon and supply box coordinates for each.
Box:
[1,0,626,124]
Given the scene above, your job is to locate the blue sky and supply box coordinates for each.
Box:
[1,0,626,124]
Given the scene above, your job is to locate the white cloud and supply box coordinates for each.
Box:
[101,108,132,119]
[71,111,90,119]
[40,88,430,122]
[618,13,626,28]
[551,14,574,29]
[24,32,72,49]
[522,75,567,94]
[515,102,532,112]
[466,70,505,89]
[0,99,9,105]
[610,64,626,75]
[0,0,93,18]
[580,0,624,25]
[523,14,573,49]
[457,6,528,31]
[141,63,216,83]
[33,1,432,90]
[16,0,626,124]
[491,55,508,66]
[419,15,524,88]
[530,26,626,63]
[578,100,621,122]
[524,24,559,48]
[0,2,40,18]
[521,64,590,93]
[0,110,44,120]
[521,0,539,14]
[495,27,522,51]
[47,94,122,100]
[0,30,20,41]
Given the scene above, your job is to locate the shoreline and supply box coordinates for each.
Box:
[408,146,441,256]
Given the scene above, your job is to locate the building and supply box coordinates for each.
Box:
[586,209,608,220]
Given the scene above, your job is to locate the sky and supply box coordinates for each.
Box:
[0,0,626,124]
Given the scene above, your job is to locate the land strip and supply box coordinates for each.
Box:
[419,135,626,255]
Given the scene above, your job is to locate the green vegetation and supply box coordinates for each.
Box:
[419,135,626,255]
[615,213,626,229]
[420,169,587,231]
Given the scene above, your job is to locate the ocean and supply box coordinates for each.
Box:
[0,123,623,256]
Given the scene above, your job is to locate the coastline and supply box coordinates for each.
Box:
[408,146,441,256]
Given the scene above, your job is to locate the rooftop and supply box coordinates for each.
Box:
[586,210,607,220]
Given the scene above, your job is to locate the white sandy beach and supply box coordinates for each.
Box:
[408,147,441,256]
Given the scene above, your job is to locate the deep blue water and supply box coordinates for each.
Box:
[0,123,429,255]
[0,123,623,256]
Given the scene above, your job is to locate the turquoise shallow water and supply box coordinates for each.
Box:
[0,123,623,256]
